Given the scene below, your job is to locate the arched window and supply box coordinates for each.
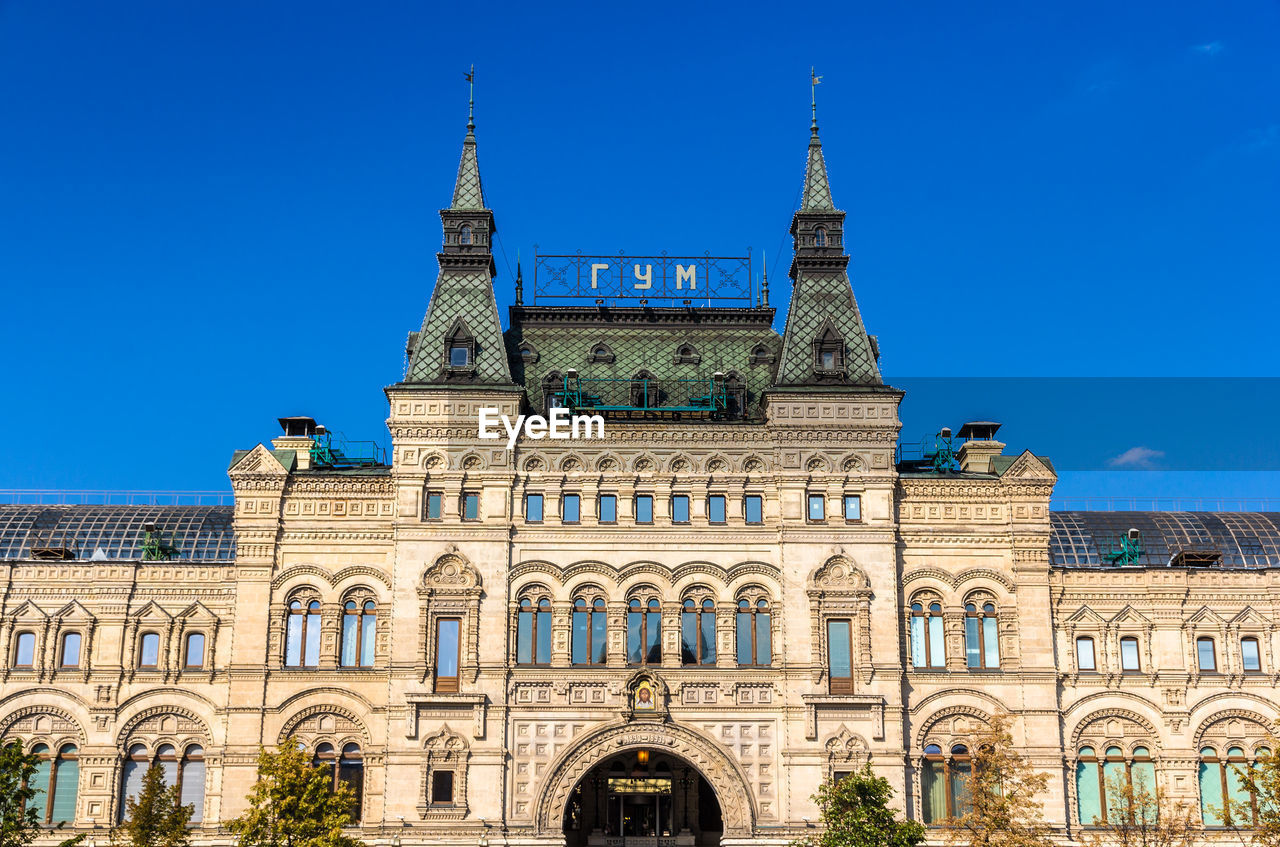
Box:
[571,597,607,666]
[459,225,472,245]
[181,745,205,822]
[629,371,660,409]
[681,597,716,666]
[1242,637,1262,672]
[627,597,661,665]
[1197,637,1217,672]
[1076,746,1102,825]
[184,632,205,669]
[59,632,81,668]
[1077,744,1158,826]
[314,742,337,782]
[910,598,946,669]
[119,744,149,821]
[963,599,1000,669]
[922,744,972,823]
[13,631,35,668]
[814,226,828,247]
[139,632,161,669]
[341,596,377,668]
[516,596,552,666]
[338,744,363,820]
[286,595,322,668]
[1201,746,1263,826]
[30,743,78,824]
[156,744,179,786]
[736,598,771,666]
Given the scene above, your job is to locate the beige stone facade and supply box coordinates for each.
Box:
[2,116,1278,847]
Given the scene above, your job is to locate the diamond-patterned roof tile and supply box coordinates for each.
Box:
[451,134,485,210]
[801,133,835,211]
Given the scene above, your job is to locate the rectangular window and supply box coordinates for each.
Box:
[462,492,479,521]
[449,345,470,367]
[598,494,617,523]
[843,494,862,521]
[744,495,763,525]
[1197,637,1217,672]
[435,618,461,692]
[1076,636,1096,671]
[708,495,726,524]
[827,619,853,694]
[425,492,442,520]
[1242,637,1261,672]
[562,494,581,523]
[808,493,825,521]
[1120,637,1140,671]
[61,633,81,668]
[671,495,690,523]
[431,770,455,805]
[184,633,205,669]
[635,495,653,524]
[525,494,543,522]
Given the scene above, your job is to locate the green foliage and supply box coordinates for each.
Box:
[1225,740,1280,847]
[794,765,925,847]
[115,764,192,847]
[227,743,362,847]
[943,713,1053,847]
[0,742,83,847]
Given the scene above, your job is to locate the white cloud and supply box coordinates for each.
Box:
[1192,41,1224,57]
[1107,446,1166,469]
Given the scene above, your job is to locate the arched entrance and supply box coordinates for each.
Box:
[534,720,754,842]
[561,749,722,847]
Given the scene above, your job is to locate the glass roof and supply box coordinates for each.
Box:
[1050,511,1280,568]
[0,506,235,562]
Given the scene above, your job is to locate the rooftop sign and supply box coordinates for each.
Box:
[532,252,753,306]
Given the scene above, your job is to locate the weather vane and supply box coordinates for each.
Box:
[465,64,475,130]
[810,67,823,130]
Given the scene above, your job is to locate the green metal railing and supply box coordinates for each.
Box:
[549,375,731,417]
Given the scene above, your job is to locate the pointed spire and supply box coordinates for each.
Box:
[452,65,485,210]
[760,250,769,307]
[802,67,835,211]
[515,251,524,305]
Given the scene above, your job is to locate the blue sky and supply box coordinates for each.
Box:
[0,1,1276,501]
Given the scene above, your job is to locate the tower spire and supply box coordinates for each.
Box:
[760,250,769,307]
[515,250,524,305]
[810,67,822,134]
[802,69,834,211]
[466,64,475,133]
[451,66,484,210]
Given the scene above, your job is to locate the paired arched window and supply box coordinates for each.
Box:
[571,597,607,666]
[963,597,1000,669]
[921,744,972,823]
[626,597,662,665]
[314,742,363,820]
[138,632,161,668]
[813,226,828,247]
[59,632,81,668]
[13,631,36,667]
[736,598,771,666]
[285,595,322,668]
[910,598,945,669]
[120,743,205,823]
[681,597,716,666]
[1076,745,1156,825]
[30,743,78,824]
[341,596,377,668]
[516,596,552,666]
[1200,745,1267,826]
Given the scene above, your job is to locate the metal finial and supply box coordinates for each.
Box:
[761,249,770,307]
[465,65,476,132]
[810,67,823,135]
[515,250,524,305]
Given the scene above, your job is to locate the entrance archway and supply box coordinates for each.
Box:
[561,749,721,847]
[535,720,754,840]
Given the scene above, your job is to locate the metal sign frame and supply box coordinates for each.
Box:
[533,251,753,306]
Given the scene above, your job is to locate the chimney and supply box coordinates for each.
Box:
[272,416,317,470]
[956,421,1005,473]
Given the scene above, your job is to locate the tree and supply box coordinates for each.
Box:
[1084,767,1197,847]
[227,743,362,847]
[0,742,83,847]
[943,712,1053,847]
[1223,740,1280,847]
[115,764,192,847]
[794,766,925,847]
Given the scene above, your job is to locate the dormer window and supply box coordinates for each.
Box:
[749,342,777,367]
[812,322,845,379]
[449,345,471,367]
[814,226,828,247]
[443,318,477,377]
[587,343,615,364]
[518,342,539,364]
[673,344,701,365]
[459,225,473,245]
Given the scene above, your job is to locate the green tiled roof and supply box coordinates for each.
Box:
[406,269,512,384]
[507,309,780,417]
[775,270,882,386]
[801,130,834,211]
[451,131,485,210]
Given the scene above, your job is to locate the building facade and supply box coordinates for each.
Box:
[2,111,1279,847]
